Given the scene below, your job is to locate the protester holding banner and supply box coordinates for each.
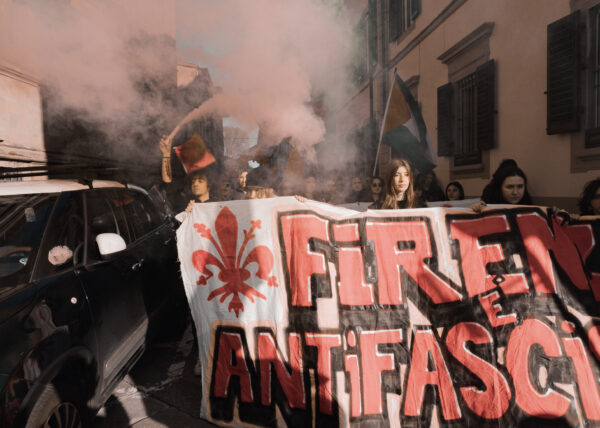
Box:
[480,158,518,203]
[416,170,445,202]
[579,178,600,216]
[159,132,219,211]
[215,175,235,201]
[346,176,365,203]
[366,176,385,209]
[244,166,277,199]
[235,169,248,197]
[304,175,317,200]
[182,172,212,215]
[380,158,422,209]
[445,181,464,201]
[472,165,532,212]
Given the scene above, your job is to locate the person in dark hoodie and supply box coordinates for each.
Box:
[472,165,533,212]
[480,159,518,203]
[244,166,277,199]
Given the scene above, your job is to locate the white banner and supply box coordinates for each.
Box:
[177,197,600,427]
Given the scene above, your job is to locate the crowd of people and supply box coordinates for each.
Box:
[159,136,600,217]
[159,135,600,378]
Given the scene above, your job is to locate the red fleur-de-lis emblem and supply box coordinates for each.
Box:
[191,206,278,317]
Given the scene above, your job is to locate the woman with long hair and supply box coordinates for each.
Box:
[578,178,600,216]
[445,181,465,201]
[472,165,532,212]
[367,176,385,209]
[416,170,445,202]
[380,159,421,209]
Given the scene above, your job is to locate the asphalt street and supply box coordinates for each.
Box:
[93,325,217,428]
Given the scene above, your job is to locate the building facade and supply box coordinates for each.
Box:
[0,62,46,174]
[339,0,600,211]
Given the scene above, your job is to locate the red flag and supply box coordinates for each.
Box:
[174,133,216,173]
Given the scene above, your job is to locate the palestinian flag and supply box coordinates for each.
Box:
[174,133,216,174]
[379,72,436,173]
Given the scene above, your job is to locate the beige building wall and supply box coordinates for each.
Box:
[342,0,598,210]
[335,0,370,140]
[0,63,45,165]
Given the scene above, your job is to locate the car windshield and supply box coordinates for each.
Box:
[0,194,57,289]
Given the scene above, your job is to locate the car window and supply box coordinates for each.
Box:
[119,190,161,241]
[104,190,132,244]
[35,192,85,278]
[0,194,58,289]
[85,191,124,261]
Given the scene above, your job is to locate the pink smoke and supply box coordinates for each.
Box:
[175,0,353,148]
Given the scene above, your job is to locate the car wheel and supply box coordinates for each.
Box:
[24,384,83,428]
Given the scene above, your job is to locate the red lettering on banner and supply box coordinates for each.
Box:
[404,328,462,420]
[561,334,600,420]
[333,223,374,306]
[344,354,361,417]
[590,326,600,360]
[258,332,305,409]
[567,224,596,260]
[566,224,600,300]
[280,214,329,307]
[213,332,254,403]
[506,319,570,418]
[591,273,600,301]
[359,329,403,415]
[446,322,511,419]
[366,221,462,305]
[517,213,589,294]
[450,215,528,296]
[304,333,342,415]
[478,291,518,327]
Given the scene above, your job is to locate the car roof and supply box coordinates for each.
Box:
[0,179,127,196]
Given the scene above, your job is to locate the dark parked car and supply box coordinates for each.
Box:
[0,179,187,427]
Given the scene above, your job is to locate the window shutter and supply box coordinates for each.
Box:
[547,11,580,135]
[437,83,454,156]
[410,0,421,20]
[368,0,378,66]
[389,0,399,41]
[476,59,496,150]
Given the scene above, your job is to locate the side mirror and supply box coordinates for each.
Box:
[96,233,126,256]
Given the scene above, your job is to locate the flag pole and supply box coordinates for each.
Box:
[372,68,397,176]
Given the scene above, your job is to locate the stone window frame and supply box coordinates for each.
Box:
[570,1,600,171]
[437,22,495,180]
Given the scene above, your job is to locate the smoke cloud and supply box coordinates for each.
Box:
[0,0,176,121]
[175,0,354,149]
[0,0,357,173]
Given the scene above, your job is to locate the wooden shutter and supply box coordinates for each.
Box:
[410,0,421,21]
[389,0,399,41]
[476,59,496,150]
[368,0,378,66]
[437,83,454,156]
[547,11,580,135]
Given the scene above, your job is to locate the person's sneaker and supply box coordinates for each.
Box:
[194,360,202,377]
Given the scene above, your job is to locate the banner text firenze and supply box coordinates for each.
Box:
[207,207,600,427]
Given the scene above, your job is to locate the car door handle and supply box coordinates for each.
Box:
[131,259,144,271]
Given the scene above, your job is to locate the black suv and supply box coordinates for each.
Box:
[0,179,186,427]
